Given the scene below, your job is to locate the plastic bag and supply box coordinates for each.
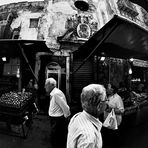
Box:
[103,109,118,130]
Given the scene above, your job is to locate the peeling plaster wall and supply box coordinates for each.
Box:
[39,0,148,50]
[93,0,148,30]
[95,0,115,29]
[11,11,43,40]
[38,0,77,49]
[112,0,148,30]
[1,0,148,50]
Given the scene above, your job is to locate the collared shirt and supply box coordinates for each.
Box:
[49,87,70,118]
[67,111,103,148]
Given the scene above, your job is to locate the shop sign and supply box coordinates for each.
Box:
[133,59,148,68]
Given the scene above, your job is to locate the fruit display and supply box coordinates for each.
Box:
[0,91,32,108]
[124,93,148,115]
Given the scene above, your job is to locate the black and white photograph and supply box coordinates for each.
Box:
[0,0,148,148]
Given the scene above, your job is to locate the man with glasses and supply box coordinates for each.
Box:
[67,84,107,148]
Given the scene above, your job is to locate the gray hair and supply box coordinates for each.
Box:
[45,77,57,87]
[81,84,106,112]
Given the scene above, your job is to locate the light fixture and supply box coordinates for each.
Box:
[24,43,34,46]
[16,67,20,78]
[100,57,105,61]
[74,0,89,11]
[129,58,134,62]
[129,68,132,74]
[2,57,6,62]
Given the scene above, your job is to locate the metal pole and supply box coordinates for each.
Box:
[66,56,71,104]
[108,58,111,84]
[18,43,38,84]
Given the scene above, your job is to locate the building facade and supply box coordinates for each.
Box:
[0,0,148,109]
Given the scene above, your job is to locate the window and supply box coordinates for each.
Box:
[3,58,20,76]
[29,18,39,28]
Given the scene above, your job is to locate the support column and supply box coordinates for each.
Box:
[18,59,22,92]
[66,56,71,104]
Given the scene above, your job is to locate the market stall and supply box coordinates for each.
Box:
[73,15,148,127]
[0,39,49,138]
[0,92,33,138]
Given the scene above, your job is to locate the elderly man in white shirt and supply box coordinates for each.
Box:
[67,84,107,148]
[45,77,71,148]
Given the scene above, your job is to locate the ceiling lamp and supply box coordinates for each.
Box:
[100,57,105,61]
[74,0,89,11]
[2,57,6,62]
[129,58,134,62]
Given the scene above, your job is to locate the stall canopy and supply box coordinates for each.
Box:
[0,39,51,57]
[0,39,52,82]
[74,15,148,62]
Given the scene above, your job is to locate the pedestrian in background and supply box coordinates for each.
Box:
[102,84,124,148]
[67,84,107,148]
[45,77,71,148]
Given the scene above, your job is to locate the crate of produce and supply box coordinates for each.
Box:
[0,92,33,114]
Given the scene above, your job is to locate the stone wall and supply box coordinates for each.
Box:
[0,0,148,50]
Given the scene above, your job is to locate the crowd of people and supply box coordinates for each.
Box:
[43,77,126,148]
[25,76,148,148]
[22,74,148,148]
[24,75,148,148]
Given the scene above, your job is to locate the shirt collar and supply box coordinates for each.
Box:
[50,87,57,96]
[83,110,102,131]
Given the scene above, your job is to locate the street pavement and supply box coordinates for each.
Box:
[0,114,52,148]
[0,110,147,148]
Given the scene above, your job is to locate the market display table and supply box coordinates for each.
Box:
[0,92,34,138]
[122,97,148,127]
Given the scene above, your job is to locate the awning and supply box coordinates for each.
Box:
[0,39,52,57]
[0,39,52,83]
[74,15,148,61]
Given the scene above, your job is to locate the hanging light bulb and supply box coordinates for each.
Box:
[100,57,105,61]
[2,57,6,62]
[16,67,20,78]
[74,0,89,11]
[129,67,132,74]
[129,58,134,62]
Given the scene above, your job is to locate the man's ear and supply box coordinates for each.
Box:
[98,101,106,111]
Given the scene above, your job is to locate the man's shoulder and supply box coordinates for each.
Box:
[70,112,93,129]
[51,87,63,95]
